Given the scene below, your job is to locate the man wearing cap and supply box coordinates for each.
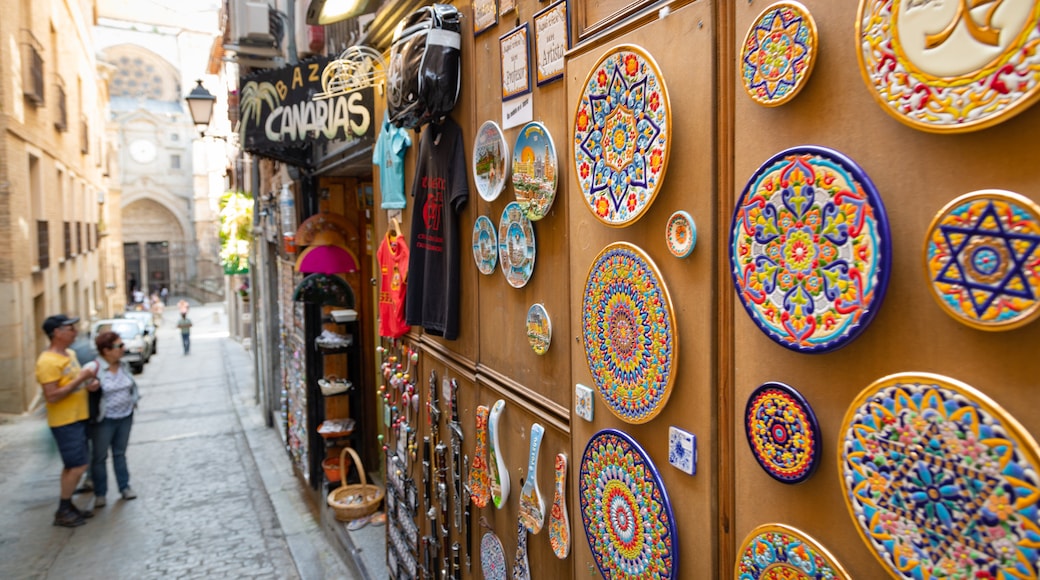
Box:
[36,314,100,527]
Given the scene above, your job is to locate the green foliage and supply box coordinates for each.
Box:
[219,191,253,275]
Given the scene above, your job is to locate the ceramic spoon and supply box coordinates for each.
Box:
[481,531,507,580]
[469,405,491,508]
[548,453,570,559]
[518,422,545,534]
[488,399,509,509]
[511,519,530,580]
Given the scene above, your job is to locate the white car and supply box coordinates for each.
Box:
[121,311,158,355]
[90,319,150,373]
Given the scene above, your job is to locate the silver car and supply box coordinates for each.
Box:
[90,319,151,373]
[121,311,158,356]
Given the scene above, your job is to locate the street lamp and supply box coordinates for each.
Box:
[185,79,216,133]
[306,0,370,25]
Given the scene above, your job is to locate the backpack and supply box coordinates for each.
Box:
[387,4,462,129]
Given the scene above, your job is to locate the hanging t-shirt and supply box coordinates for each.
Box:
[405,117,468,340]
[377,232,410,338]
[373,112,412,210]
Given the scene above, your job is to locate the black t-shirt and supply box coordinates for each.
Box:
[405,117,468,339]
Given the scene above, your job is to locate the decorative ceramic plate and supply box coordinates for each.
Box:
[574,44,670,227]
[480,531,508,580]
[736,523,850,579]
[472,215,499,275]
[856,0,1040,133]
[839,372,1040,579]
[741,1,818,106]
[511,122,558,221]
[744,381,821,483]
[580,429,678,579]
[924,189,1040,331]
[526,303,551,355]
[665,210,697,258]
[498,202,536,288]
[730,145,891,353]
[474,120,510,202]
[582,242,677,424]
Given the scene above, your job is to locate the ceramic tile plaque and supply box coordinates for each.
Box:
[741,1,818,106]
[473,120,510,202]
[839,372,1040,579]
[736,523,850,579]
[668,426,696,475]
[575,384,593,422]
[856,0,1040,133]
[574,44,670,227]
[498,201,536,288]
[730,145,891,353]
[472,215,498,275]
[924,189,1040,331]
[512,122,558,221]
[744,381,821,483]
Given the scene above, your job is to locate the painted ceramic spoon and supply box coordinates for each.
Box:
[548,453,570,559]
[518,422,545,534]
[469,405,491,508]
[511,519,530,580]
[489,399,509,509]
[481,531,507,580]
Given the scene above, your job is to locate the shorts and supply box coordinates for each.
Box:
[51,420,89,468]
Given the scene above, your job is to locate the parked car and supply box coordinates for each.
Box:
[122,310,158,355]
[90,319,151,373]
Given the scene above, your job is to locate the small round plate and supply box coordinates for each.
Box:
[736,523,850,579]
[744,381,821,483]
[511,122,558,221]
[498,202,536,288]
[526,303,551,355]
[740,1,818,106]
[665,210,697,258]
[480,531,507,580]
[473,120,509,202]
[924,189,1040,331]
[472,215,498,275]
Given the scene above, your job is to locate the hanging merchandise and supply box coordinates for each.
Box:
[279,184,296,234]
[744,381,821,484]
[373,111,413,210]
[472,215,499,275]
[377,229,411,338]
[511,122,558,221]
[740,1,819,107]
[548,453,570,559]
[473,120,510,202]
[498,202,536,289]
[387,4,463,129]
[736,524,849,579]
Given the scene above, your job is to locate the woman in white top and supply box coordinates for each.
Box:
[87,331,141,507]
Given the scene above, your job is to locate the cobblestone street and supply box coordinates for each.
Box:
[0,303,354,580]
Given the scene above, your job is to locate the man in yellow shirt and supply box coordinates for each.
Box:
[36,314,100,527]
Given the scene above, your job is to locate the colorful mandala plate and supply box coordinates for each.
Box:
[736,523,850,579]
[574,44,670,227]
[481,531,507,580]
[856,0,1040,133]
[839,372,1040,579]
[730,145,892,353]
[473,215,498,276]
[666,210,697,258]
[744,382,821,484]
[526,303,551,355]
[924,189,1040,331]
[580,429,678,579]
[473,120,510,202]
[498,201,536,288]
[512,122,558,221]
[741,1,818,106]
[582,242,677,424]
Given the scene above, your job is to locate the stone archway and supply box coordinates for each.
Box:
[122,199,190,297]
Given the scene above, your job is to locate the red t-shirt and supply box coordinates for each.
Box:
[377,233,410,338]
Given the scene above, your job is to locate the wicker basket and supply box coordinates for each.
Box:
[326,447,383,521]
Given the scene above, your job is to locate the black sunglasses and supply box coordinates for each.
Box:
[111,342,125,350]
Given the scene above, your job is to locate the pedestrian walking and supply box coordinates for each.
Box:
[177,312,193,354]
[160,286,169,306]
[177,298,190,316]
[84,331,140,508]
[35,314,100,527]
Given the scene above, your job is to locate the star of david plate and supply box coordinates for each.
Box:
[498,201,536,288]
[839,372,1040,580]
[730,145,892,353]
[582,242,677,424]
[857,0,1040,133]
[512,122,558,221]
[574,44,670,227]
[473,120,510,202]
[473,215,498,276]
[741,1,818,106]
[744,381,821,484]
[736,523,850,579]
[665,210,697,258]
[924,189,1040,331]
[481,531,507,580]
[526,303,551,355]
[580,429,678,579]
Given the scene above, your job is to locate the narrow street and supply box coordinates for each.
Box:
[0,303,354,580]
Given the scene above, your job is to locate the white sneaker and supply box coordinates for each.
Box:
[94,495,106,508]
[121,487,137,500]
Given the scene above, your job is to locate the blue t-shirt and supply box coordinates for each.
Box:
[373,112,412,210]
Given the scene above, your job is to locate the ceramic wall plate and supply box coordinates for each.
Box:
[511,122,558,221]
[744,381,821,483]
[924,189,1040,331]
[574,44,671,227]
[575,384,593,422]
[741,1,818,106]
[526,303,551,355]
[839,372,1040,579]
[480,531,508,580]
[498,202,536,288]
[472,215,499,275]
[730,145,891,353]
[473,120,510,202]
[582,242,677,424]
[665,210,697,258]
[736,523,850,579]
[668,426,696,475]
[580,429,678,579]
[856,0,1040,133]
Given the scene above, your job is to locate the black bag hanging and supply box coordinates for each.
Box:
[387,4,462,129]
